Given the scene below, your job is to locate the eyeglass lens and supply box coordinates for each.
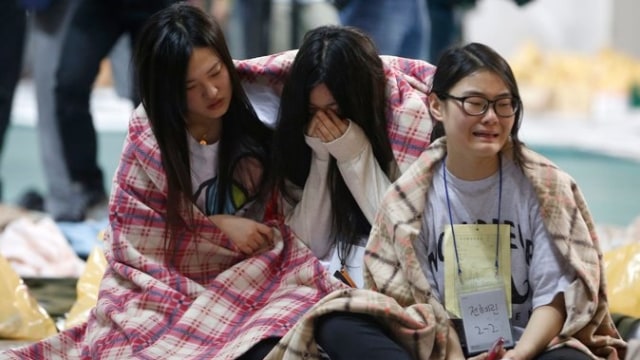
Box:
[463,96,518,117]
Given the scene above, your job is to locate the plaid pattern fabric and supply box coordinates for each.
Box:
[1,108,347,360]
[360,139,624,359]
[1,53,436,359]
[236,51,436,173]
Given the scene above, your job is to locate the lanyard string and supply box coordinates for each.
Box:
[443,155,503,278]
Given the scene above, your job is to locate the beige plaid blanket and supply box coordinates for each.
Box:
[270,139,627,359]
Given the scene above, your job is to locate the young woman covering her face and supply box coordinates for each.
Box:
[272,26,397,287]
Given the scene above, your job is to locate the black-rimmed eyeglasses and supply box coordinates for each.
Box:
[439,93,520,117]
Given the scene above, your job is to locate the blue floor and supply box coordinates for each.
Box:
[534,146,640,226]
[2,126,639,227]
[0,124,125,207]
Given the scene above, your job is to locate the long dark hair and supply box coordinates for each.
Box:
[430,42,525,167]
[133,3,272,260]
[272,26,393,255]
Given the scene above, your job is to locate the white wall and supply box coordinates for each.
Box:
[612,0,640,58]
[462,0,613,57]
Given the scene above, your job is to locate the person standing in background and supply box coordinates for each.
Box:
[426,0,536,64]
[52,0,180,221]
[189,0,231,28]
[269,0,341,53]
[0,1,27,201]
[427,0,468,63]
[235,0,272,57]
[12,0,132,216]
[338,0,429,60]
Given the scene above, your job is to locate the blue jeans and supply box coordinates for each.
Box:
[428,0,461,63]
[235,0,271,58]
[339,0,429,60]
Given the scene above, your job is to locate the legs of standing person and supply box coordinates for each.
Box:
[236,337,281,360]
[427,0,460,63]
[236,0,271,58]
[399,0,429,60]
[31,0,85,220]
[270,0,296,53]
[121,0,178,105]
[270,0,340,53]
[300,1,340,44]
[315,312,412,360]
[107,35,134,102]
[0,1,27,200]
[54,0,123,220]
[339,0,428,59]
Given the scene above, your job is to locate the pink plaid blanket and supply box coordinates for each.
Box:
[1,53,435,359]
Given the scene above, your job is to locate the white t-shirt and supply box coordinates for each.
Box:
[188,133,220,214]
[414,157,575,339]
[188,132,263,219]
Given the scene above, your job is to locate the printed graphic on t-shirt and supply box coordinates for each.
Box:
[194,176,249,216]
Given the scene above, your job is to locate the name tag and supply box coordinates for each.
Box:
[459,286,514,354]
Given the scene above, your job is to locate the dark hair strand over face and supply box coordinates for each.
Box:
[272,26,394,258]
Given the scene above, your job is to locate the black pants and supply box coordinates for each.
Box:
[237,337,280,360]
[535,347,592,360]
[426,0,460,63]
[315,312,412,360]
[236,0,271,58]
[54,0,176,194]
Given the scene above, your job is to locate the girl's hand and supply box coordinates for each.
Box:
[500,349,524,360]
[306,109,349,143]
[209,215,274,255]
[465,347,508,360]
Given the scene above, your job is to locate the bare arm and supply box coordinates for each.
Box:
[444,294,566,360]
[502,293,566,360]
